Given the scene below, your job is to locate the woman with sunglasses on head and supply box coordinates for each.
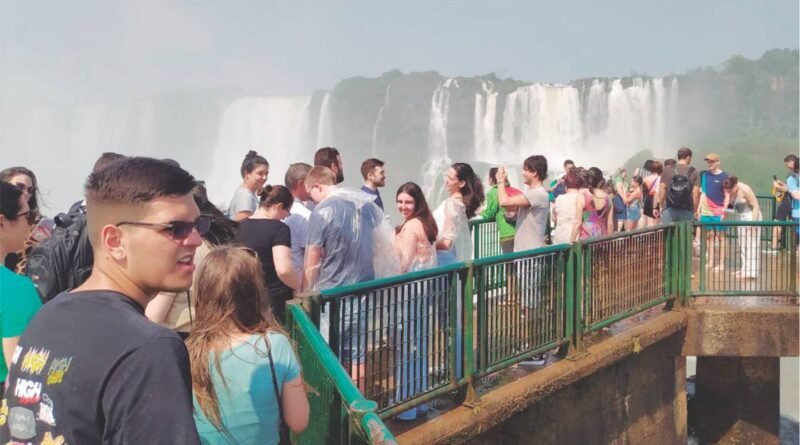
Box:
[0,182,42,395]
[1,167,54,274]
[188,246,309,444]
[393,182,438,420]
[236,185,298,323]
[146,183,238,338]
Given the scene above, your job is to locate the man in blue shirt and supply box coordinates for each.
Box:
[360,158,386,211]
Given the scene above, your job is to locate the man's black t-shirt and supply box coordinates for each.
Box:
[0,290,200,444]
[236,218,292,295]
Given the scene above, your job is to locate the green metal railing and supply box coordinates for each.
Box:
[471,219,501,259]
[290,218,797,442]
[578,225,676,334]
[756,195,777,221]
[692,220,798,296]
[473,244,572,374]
[314,263,467,419]
[286,304,398,445]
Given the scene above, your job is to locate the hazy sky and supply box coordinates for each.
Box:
[2,0,798,102]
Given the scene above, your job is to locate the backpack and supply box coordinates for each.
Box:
[666,167,696,211]
[25,201,93,303]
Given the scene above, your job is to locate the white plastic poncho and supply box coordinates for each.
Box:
[303,188,400,292]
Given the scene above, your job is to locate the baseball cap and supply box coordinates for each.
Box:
[703,153,720,162]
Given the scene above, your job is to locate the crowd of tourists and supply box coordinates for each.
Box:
[0,146,797,443]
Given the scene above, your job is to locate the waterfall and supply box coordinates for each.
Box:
[315,92,334,148]
[667,77,680,144]
[208,96,313,207]
[499,83,583,166]
[371,85,391,157]
[422,79,457,205]
[474,80,498,162]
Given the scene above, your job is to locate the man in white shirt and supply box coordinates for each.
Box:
[283,163,313,277]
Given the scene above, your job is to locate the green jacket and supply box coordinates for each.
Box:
[481,186,517,240]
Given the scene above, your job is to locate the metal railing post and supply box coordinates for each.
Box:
[460,263,479,406]
[572,242,585,353]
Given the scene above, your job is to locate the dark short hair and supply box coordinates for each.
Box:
[240,150,269,178]
[85,157,196,207]
[523,155,548,181]
[785,154,799,173]
[284,162,312,188]
[93,152,127,173]
[664,159,676,168]
[360,158,384,180]
[677,147,692,160]
[314,147,340,169]
[257,185,294,210]
[563,159,575,168]
[0,182,24,221]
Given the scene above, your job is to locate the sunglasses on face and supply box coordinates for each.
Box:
[116,215,211,241]
[11,183,35,194]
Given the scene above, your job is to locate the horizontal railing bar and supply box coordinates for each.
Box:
[319,262,466,298]
[581,223,674,245]
[690,291,799,297]
[376,382,465,419]
[584,295,673,333]
[478,338,569,377]
[472,243,571,266]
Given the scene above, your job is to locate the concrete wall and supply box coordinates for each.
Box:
[466,331,687,445]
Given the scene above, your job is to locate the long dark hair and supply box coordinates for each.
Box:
[396,182,438,244]
[240,150,269,178]
[587,167,606,192]
[193,182,238,246]
[785,154,799,173]
[1,166,43,217]
[451,162,484,218]
[187,246,284,432]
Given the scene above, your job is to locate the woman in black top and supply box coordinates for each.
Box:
[236,185,299,323]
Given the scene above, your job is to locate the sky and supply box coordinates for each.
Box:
[1,0,798,103]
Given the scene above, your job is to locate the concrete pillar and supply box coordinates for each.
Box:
[694,357,780,445]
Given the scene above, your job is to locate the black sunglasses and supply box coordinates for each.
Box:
[11,182,35,194]
[116,215,211,241]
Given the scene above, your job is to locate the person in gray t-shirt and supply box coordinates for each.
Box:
[495,156,549,252]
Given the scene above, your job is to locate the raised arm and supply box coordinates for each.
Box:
[496,167,530,208]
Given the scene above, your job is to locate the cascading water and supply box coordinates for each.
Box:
[208,96,314,207]
[371,86,391,157]
[316,92,334,148]
[474,79,498,161]
[422,78,457,206]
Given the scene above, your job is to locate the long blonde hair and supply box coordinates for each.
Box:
[186,246,284,430]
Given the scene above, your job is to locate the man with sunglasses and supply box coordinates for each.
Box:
[1,158,202,444]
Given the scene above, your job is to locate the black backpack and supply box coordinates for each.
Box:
[25,201,93,303]
[666,167,696,211]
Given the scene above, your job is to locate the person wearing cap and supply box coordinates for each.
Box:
[698,152,729,270]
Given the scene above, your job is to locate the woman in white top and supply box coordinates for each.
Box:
[723,176,761,279]
[551,170,583,245]
[393,182,438,421]
[434,163,484,265]
[228,150,269,221]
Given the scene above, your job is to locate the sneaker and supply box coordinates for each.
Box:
[519,353,547,366]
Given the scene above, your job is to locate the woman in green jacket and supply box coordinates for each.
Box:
[482,168,519,254]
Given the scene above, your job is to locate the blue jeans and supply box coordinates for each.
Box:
[435,250,462,379]
[395,288,430,403]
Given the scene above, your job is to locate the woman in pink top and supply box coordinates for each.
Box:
[572,167,614,241]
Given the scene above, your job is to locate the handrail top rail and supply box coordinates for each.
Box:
[318,261,466,299]
[581,223,675,245]
[472,242,571,266]
[468,218,494,228]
